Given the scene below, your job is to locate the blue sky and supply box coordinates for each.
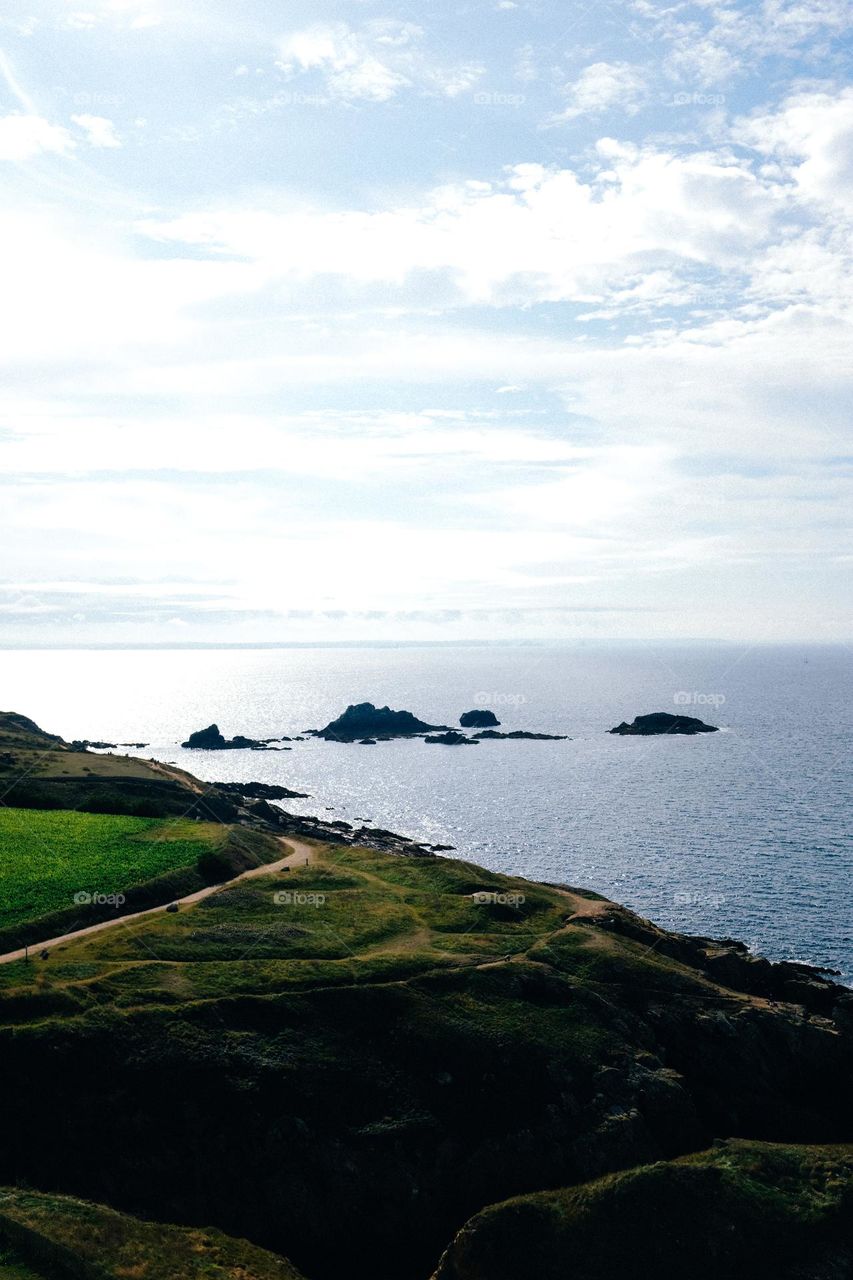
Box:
[0,0,851,644]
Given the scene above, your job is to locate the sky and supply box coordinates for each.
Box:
[0,0,851,646]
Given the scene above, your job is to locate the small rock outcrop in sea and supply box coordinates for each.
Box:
[311,703,449,742]
[459,709,500,728]
[425,731,478,746]
[181,724,282,751]
[474,729,569,741]
[609,712,719,736]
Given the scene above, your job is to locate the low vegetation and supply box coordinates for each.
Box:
[434,1140,853,1280]
[0,1188,306,1279]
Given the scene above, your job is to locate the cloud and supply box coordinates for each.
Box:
[139,144,780,307]
[734,87,853,214]
[0,17,850,646]
[276,20,483,102]
[0,113,74,161]
[58,2,163,32]
[659,0,853,84]
[550,62,646,123]
[71,114,122,148]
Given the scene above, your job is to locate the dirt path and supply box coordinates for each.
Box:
[0,837,317,968]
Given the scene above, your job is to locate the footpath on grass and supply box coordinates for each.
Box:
[0,838,316,967]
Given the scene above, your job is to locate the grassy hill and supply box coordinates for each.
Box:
[0,1188,306,1279]
[0,711,234,820]
[433,1139,853,1280]
[0,838,850,1280]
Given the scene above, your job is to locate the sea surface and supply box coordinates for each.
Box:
[2,643,851,982]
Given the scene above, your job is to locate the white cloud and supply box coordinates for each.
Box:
[0,113,74,161]
[276,20,483,102]
[71,113,122,148]
[139,145,779,306]
[278,22,413,101]
[660,0,853,85]
[58,1,163,32]
[734,87,853,213]
[551,62,646,123]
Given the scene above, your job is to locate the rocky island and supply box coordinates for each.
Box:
[425,730,478,745]
[474,729,569,740]
[181,723,287,750]
[610,711,720,735]
[311,702,450,741]
[460,709,500,728]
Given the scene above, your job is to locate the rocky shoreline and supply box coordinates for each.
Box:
[209,777,848,1003]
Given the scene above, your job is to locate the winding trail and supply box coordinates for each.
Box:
[0,837,316,968]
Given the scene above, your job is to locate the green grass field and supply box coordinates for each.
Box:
[0,809,227,934]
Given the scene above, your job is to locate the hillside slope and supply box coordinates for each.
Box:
[0,1187,307,1279]
[0,840,850,1280]
[433,1139,853,1280]
[0,710,233,820]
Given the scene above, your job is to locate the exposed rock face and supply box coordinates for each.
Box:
[312,703,449,742]
[181,725,280,751]
[474,730,569,741]
[609,712,719,736]
[460,710,500,729]
[425,731,478,746]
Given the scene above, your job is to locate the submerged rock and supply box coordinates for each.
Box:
[424,731,478,746]
[312,702,449,742]
[473,729,569,741]
[459,709,500,728]
[609,712,719,736]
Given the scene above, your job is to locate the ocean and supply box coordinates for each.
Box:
[2,642,851,982]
